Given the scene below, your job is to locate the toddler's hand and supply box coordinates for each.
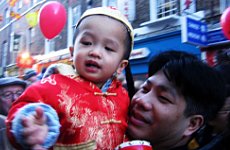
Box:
[21,107,48,150]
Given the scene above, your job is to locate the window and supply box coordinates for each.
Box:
[28,27,35,45]
[72,5,81,26]
[157,0,178,18]
[196,0,222,25]
[13,34,21,51]
[220,0,230,12]
[4,8,10,24]
[107,0,117,7]
[149,0,179,21]
[102,0,117,7]
[141,0,180,27]
[18,0,23,10]
[2,41,8,67]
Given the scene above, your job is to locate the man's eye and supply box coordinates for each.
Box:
[141,87,149,93]
[158,96,171,103]
[4,92,11,97]
[16,91,23,96]
[2,92,12,99]
[4,94,11,97]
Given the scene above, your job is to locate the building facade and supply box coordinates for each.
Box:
[0,0,229,78]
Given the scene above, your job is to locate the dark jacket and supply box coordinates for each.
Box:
[0,115,15,150]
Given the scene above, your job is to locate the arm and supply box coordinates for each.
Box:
[43,63,77,79]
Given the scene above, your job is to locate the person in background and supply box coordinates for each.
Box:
[210,63,230,135]
[195,63,230,150]
[126,50,226,150]
[37,67,47,80]
[23,69,38,85]
[6,7,135,150]
[0,77,27,116]
[0,77,27,150]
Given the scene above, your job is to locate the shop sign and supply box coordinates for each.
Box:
[181,16,207,46]
[130,47,150,60]
[207,29,228,44]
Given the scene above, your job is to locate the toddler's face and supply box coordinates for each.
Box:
[73,15,128,87]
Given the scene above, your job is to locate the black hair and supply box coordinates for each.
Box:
[214,63,230,97]
[73,15,135,98]
[148,50,226,122]
[148,50,197,76]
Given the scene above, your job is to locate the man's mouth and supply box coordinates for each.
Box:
[129,109,152,126]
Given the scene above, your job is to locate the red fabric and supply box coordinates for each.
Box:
[6,74,130,149]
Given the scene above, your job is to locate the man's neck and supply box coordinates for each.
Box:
[152,136,191,150]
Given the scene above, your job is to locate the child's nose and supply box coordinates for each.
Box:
[88,47,101,58]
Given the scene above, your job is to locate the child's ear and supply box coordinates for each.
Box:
[69,46,74,57]
[117,60,128,74]
[184,115,204,136]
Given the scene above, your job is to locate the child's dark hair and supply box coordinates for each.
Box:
[148,50,226,122]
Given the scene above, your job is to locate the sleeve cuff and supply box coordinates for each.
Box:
[12,103,60,149]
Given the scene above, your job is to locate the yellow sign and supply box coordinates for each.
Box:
[26,11,38,27]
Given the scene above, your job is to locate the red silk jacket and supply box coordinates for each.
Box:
[6,74,130,149]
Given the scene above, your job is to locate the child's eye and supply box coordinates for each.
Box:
[105,47,114,52]
[81,41,92,46]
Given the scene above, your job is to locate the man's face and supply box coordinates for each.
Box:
[0,85,24,116]
[127,71,191,149]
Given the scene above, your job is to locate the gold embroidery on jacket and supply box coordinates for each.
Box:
[40,76,57,85]
[94,92,117,96]
[58,85,91,133]
[101,119,122,124]
[56,79,125,149]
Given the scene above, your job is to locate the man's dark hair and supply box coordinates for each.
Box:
[148,50,226,122]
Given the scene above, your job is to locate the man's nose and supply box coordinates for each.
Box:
[12,94,19,102]
[131,96,152,111]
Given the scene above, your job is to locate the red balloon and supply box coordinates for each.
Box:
[221,7,230,40]
[39,1,67,39]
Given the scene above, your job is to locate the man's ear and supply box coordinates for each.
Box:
[69,46,74,57]
[184,115,204,136]
[117,60,128,74]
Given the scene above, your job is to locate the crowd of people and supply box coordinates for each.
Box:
[0,77,27,149]
[0,6,229,150]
